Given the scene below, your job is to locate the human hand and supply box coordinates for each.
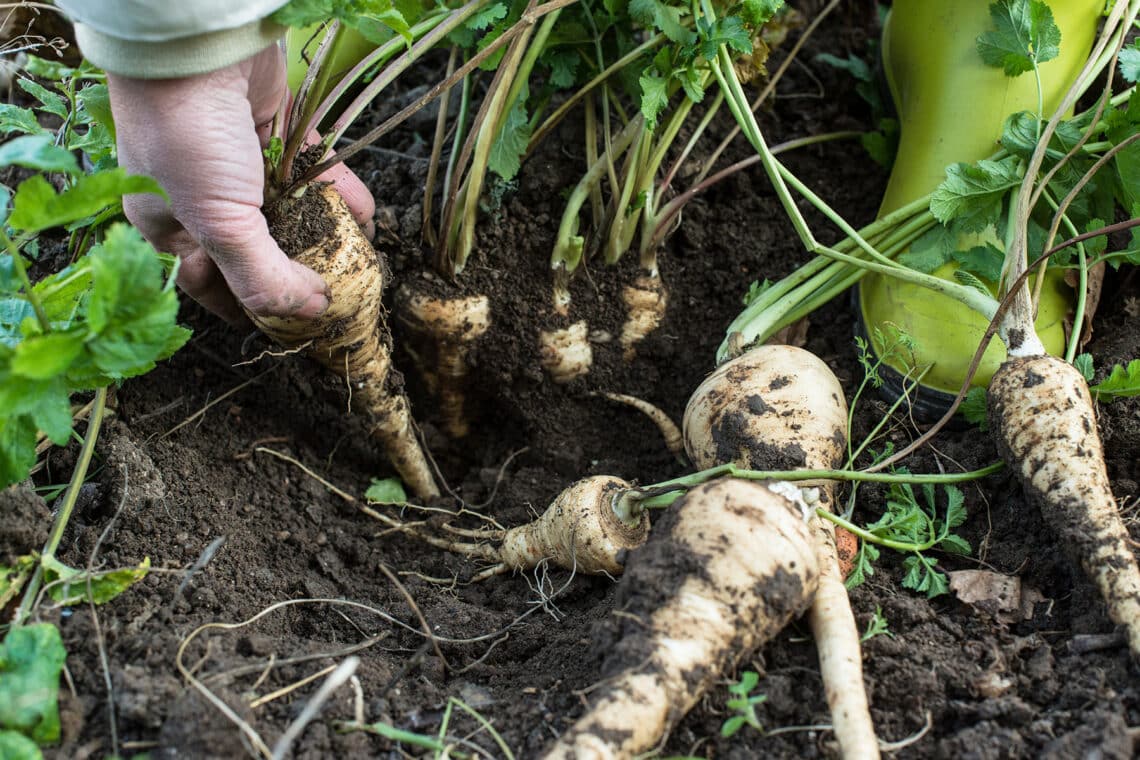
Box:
[107,44,376,325]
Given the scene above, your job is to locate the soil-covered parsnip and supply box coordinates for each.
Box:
[684,344,880,759]
[396,285,490,438]
[543,479,819,760]
[988,355,1140,657]
[364,475,649,581]
[539,321,593,383]
[255,185,439,498]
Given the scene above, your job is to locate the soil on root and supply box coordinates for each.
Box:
[3,5,1140,760]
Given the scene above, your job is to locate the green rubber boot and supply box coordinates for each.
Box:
[858,0,1101,405]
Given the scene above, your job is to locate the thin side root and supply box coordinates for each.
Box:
[594,391,685,462]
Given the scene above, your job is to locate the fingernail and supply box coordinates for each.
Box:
[301,292,331,319]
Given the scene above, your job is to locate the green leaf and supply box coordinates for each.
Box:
[952,268,992,295]
[366,477,407,503]
[0,414,39,489]
[545,49,578,89]
[0,136,78,175]
[84,225,189,378]
[1073,353,1094,382]
[740,0,784,27]
[16,79,68,120]
[20,56,78,82]
[0,359,73,444]
[77,84,116,143]
[696,17,752,61]
[952,244,1004,283]
[720,714,747,738]
[976,0,1060,77]
[639,73,670,130]
[1119,41,1140,83]
[629,0,694,45]
[0,105,47,137]
[1091,359,1140,402]
[1000,111,1083,161]
[488,93,532,181]
[0,555,36,609]
[898,224,955,273]
[943,485,967,529]
[0,623,66,745]
[960,386,990,429]
[845,542,879,589]
[938,534,973,556]
[0,728,44,758]
[814,52,872,83]
[861,117,898,167]
[42,556,151,606]
[263,136,284,169]
[10,331,84,380]
[930,157,1023,232]
[8,170,163,234]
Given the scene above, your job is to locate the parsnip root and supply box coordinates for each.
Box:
[539,320,593,383]
[594,392,685,461]
[363,475,649,581]
[684,345,880,759]
[619,271,668,361]
[543,479,819,760]
[254,184,439,498]
[988,354,1140,658]
[396,286,490,438]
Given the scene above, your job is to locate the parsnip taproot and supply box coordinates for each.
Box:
[364,475,649,581]
[988,354,1140,657]
[396,285,490,438]
[543,478,819,760]
[539,320,593,383]
[684,344,880,759]
[618,271,667,361]
[254,184,439,499]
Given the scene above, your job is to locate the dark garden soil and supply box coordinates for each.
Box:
[4,4,1140,759]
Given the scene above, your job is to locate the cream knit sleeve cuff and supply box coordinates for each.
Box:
[73,18,287,79]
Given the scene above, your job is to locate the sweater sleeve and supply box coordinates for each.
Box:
[55,0,291,79]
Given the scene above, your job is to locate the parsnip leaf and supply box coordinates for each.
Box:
[1073,353,1094,382]
[1120,41,1140,83]
[975,0,1060,77]
[740,0,784,27]
[695,17,751,61]
[0,136,79,175]
[0,105,47,137]
[639,73,670,128]
[930,157,1022,232]
[488,91,532,181]
[960,387,989,429]
[271,0,411,41]
[629,0,694,45]
[952,244,1004,283]
[897,224,954,273]
[8,170,163,233]
[366,477,407,503]
[1091,359,1140,402]
[16,79,68,120]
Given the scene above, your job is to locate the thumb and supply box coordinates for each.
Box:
[189,199,331,321]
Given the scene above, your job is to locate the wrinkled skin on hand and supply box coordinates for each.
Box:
[108,44,376,324]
